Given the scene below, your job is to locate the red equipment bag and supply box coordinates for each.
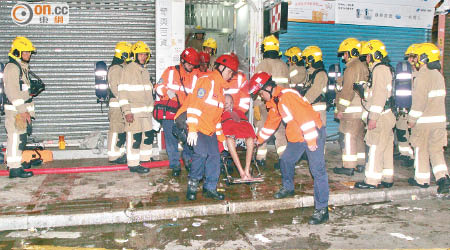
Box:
[153,99,180,121]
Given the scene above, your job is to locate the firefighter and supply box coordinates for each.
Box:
[155,47,200,176]
[254,35,289,167]
[186,26,205,52]
[393,44,419,167]
[249,72,329,225]
[333,38,369,176]
[302,46,328,126]
[3,36,38,178]
[107,42,132,164]
[224,53,250,114]
[202,37,217,71]
[199,52,210,73]
[118,41,153,174]
[355,40,396,189]
[176,54,238,201]
[285,46,307,90]
[407,43,449,194]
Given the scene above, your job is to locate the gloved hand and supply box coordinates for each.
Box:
[167,90,176,99]
[230,111,240,122]
[223,140,229,151]
[187,132,198,146]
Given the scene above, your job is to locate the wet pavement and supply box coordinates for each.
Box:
[0,143,448,226]
[0,197,448,249]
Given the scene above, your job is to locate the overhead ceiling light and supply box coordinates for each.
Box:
[234,0,245,9]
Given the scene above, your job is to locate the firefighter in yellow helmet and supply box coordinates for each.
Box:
[407,43,449,194]
[186,25,205,52]
[392,43,420,167]
[202,37,217,70]
[254,34,289,168]
[117,41,154,174]
[333,38,369,176]
[355,40,396,189]
[285,46,307,90]
[3,36,41,178]
[301,46,328,126]
[107,42,132,165]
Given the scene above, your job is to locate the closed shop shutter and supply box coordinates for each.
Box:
[280,22,431,137]
[0,0,156,142]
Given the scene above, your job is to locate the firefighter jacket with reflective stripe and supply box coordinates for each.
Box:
[257,86,323,147]
[365,62,392,121]
[336,57,369,119]
[223,71,250,113]
[305,67,327,112]
[118,61,153,117]
[156,64,199,105]
[3,60,34,116]
[288,64,307,88]
[408,65,447,128]
[108,64,124,108]
[176,70,226,141]
[255,58,289,87]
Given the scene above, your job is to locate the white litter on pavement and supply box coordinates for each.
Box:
[390,233,415,241]
[6,231,81,239]
[372,204,391,209]
[114,238,129,243]
[192,222,201,227]
[143,223,157,228]
[181,228,188,232]
[254,234,272,243]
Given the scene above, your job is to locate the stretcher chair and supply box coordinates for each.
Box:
[220,144,264,185]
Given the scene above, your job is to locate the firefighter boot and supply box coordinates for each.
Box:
[186,179,199,201]
[407,178,430,188]
[308,207,329,225]
[333,167,354,176]
[21,161,32,169]
[436,175,450,194]
[9,167,33,178]
[273,187,295,199]
[110,154,127,164]
[128,165,150,174]
[203,189,225,200]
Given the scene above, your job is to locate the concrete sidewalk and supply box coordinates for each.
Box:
[0,143,446,231]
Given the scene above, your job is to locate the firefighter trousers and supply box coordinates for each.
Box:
[364,111,396,185]
[189,132,220,191]
[5,110,27,169]
[107,107,126,161]
[125,116,153,167]
[254,98,287,161]
[279,127,329,209]
[409,126,448,185]
[395,114,414,159]
[339,118,366,169]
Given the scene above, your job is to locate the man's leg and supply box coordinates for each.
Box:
[244,137,255,176]
[279,142,304,192]
[161,120,181,170]
[226,137,246,179]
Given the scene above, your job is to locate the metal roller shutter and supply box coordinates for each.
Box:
[280,22,431,137]
[0,0,156,142]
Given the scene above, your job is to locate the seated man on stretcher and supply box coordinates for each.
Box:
[221,94,256,180]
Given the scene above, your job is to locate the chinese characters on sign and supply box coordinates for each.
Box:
[288,0,335,24]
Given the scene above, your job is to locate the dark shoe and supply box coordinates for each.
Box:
[172,168,181,177]
[30,158,43,166]
[273,188,295,199]
[140,157,155,164]
[333,167,354,176]
[356,165,365,173]
[21,161,32,169]
[203,189,225,200]
[436,176,449,194]
[308,207,329,225]
[381,181,394,188]
[128,165,150,174]
[401,157,414,167]
[109,154,127,164]
[255,159,266,167]
[354,181,380,189]
[408,177,429,188]
[9,167,33,178]
[186,179,199,201]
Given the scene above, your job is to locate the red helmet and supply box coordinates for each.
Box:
[199,52,210,63]
[215,54,239,72]
[248,72,272,95]
[181,47,200,66]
